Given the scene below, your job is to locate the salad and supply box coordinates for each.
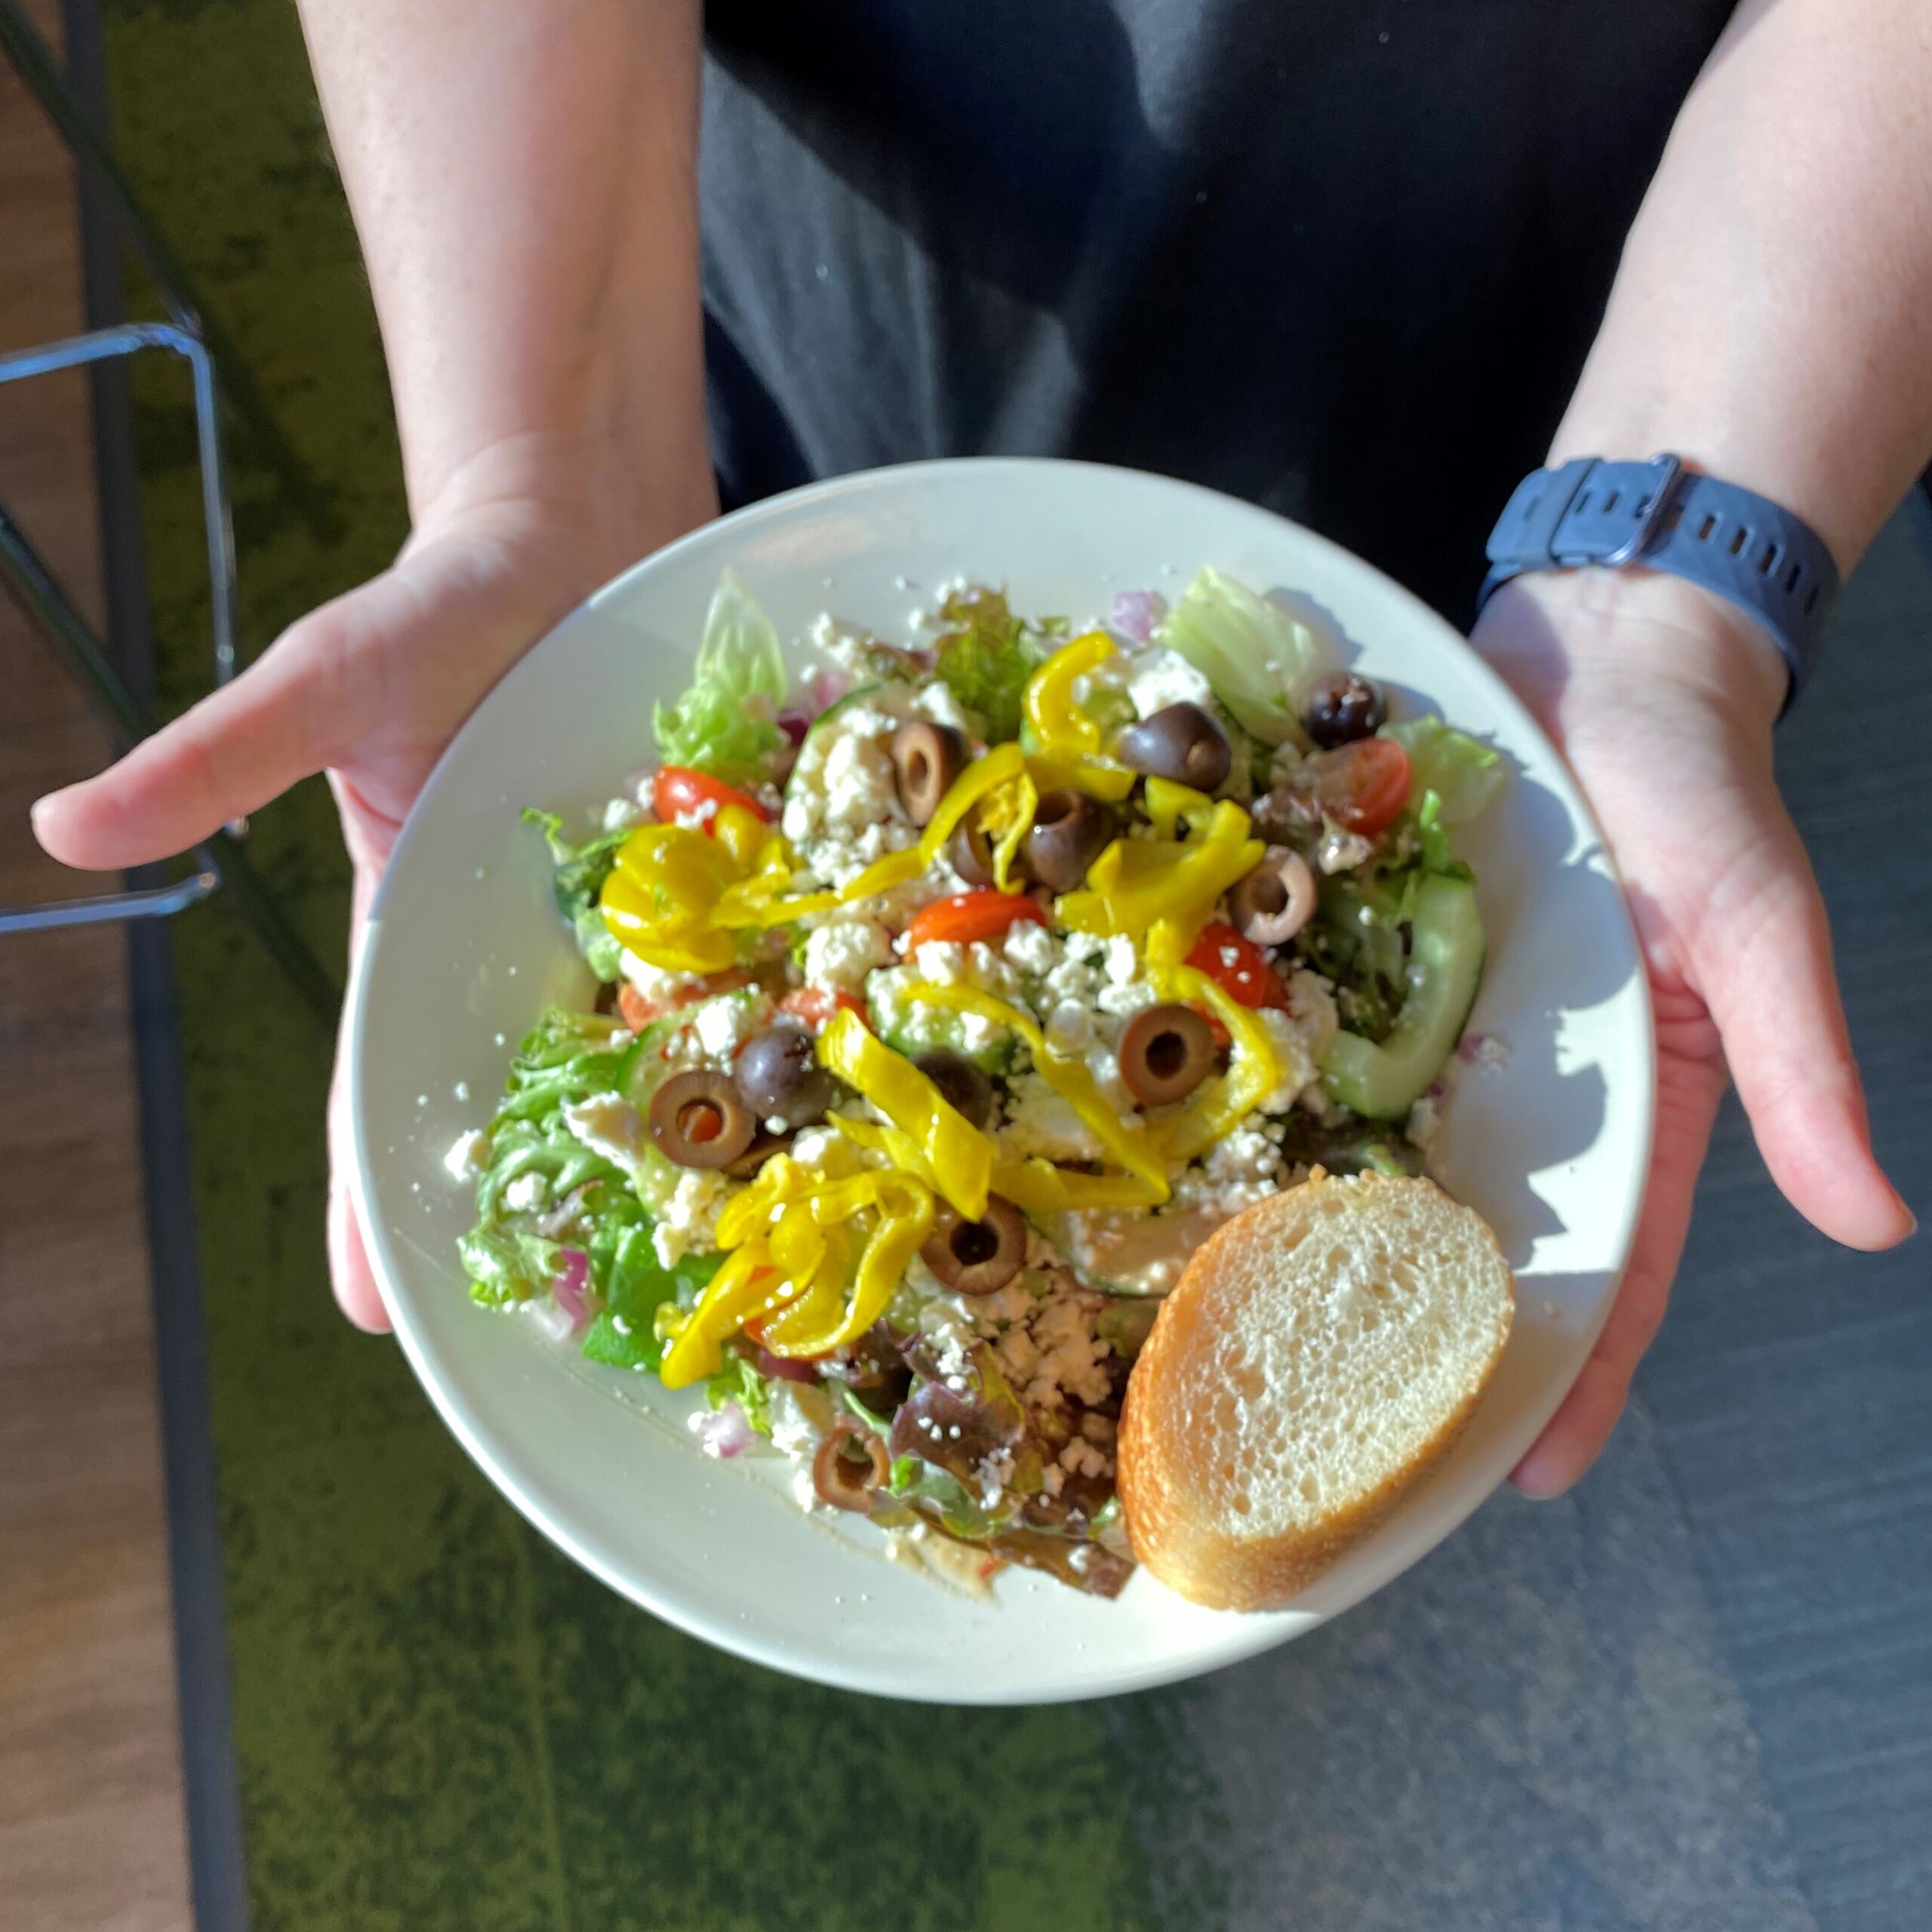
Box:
[450,568,1504,1598]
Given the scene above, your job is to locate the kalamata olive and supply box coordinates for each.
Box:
[891,720,967,826]
[1117,1002,1217,1106]
[1229,846,1318,946]
[648,1069,756,1169]
[735,1025,835,1127]
[1025,788,1111,891]
[921,1194,1028,1294]
[724,1127,795,1178]
[812,1418,891,1512]
[912,1046,994,1129]
[1301,670,1387,748]
[1116,702,1232,792]
[949,814,998,888]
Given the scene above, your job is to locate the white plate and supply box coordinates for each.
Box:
[347,459,1652,1704]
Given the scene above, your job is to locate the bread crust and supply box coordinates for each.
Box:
[1117,1174,1513,1612]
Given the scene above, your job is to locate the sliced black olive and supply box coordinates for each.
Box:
[648,1068,756,1169]
[1116,702,1232,792]
[1117,1002,1217,1106]
[921,1195,1028,1295]
[891,720,967,826]
[1025,788,1111,891]
[949,814,998,888]
[1301,670,1387,748]
[812,1418,891,1512]
[1229,846,1318,946]
[912,1046,994,1130]
[735,1025,835,1128]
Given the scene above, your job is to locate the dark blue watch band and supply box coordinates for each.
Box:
[1479,454,1839,703]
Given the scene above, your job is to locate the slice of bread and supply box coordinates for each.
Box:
[1117,1172,1513,1612]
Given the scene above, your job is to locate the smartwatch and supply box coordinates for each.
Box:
[1479,454,1839,705]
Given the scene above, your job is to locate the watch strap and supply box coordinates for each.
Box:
[1480,454,1839,702]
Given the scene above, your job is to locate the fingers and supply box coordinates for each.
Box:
[1513,1052,1727,1497]
[30,580,401,869]
[1692,820,1915,1251]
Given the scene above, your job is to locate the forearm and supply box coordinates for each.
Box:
[296,0,713,560]
[1554,0,1932,574]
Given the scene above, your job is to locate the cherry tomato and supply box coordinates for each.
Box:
[1186,921,1292,1011]
[617,967,750,1034]
[1303,737,1411,837]
[903,891,1051,952]
[777,986,869,1032]
[652,766,772,829]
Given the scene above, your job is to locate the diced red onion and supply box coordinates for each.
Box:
[537,1181,598,1237]
[1456,1032,1489,1064]
[691,1399,758,1459]
[757,1346,819,1385]
[1110,589,1166,645]
[778,712,811,747]
[551,1248,592,1335]
[798,667,851,721]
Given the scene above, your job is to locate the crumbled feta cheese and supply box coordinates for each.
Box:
[998,1072,1103,1163]
[912,939,967,985]
[803,918,892,993]
[910,681,971,733]
[1002,918,1054,977]
[502,1171,549,1214]
[651,1168,732,1268]
[768,1381,835,1460]
[1316,826,1375,873]
[1406,1093,1444,1156]
[443,1128,487,1182]
[691,994,757,1064]
[620,951,702,1001]
[1123,645,1217,721]
[600,795,645,833]
[561,1093,650,1168]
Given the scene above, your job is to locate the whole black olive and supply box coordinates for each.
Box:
[1117,1002,1217,1106]
[1025,788,1112,891]
[920,1195,1029,1295]
[812,1418,891,1512]
[1301,670,1387,748]
[949,814,998,888]
[1229,846,1318,946]
[891,720,967,826]
[1116,702,1232,792]
[736,1025,835,1128]
[648,1069,757,1169]
[912,1046,995,1130]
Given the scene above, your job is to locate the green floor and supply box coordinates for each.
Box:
[103,6,1897,1929]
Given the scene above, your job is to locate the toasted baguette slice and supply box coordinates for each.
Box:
[1117,1173,1512,1611]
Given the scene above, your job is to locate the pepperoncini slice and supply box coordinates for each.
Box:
[761,1177,932,1357]
[1151,961,1283,1163]
[1057,798,1263,943]
[991,1158,1165,1217]
[658,1242,790,1389]
[815,1009,993,1219]
[1023,630,1114,758]
[977,768,1038,892]
[598,823,744,972]
[902,982,1171,1203]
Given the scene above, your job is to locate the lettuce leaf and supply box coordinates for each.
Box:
[1153,566,1336,745]
[580,1235,721,1374]
[652,569,788,785]
[523,808,626,981]
[1386,717,1506,824]
[931,585,1045,743]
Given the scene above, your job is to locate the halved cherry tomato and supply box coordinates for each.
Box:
[617,966,751,1034]
[778,986,869,1032]
[1303,737,1410,838]
[904,891,1051,952]
[652,766,772,829]
[1186,921,1292,1011]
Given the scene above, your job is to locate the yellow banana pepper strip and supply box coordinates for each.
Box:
[659,1241,790,1389]
[816,1009,993,1219]
[761,1177,932,1357]
[1057,798,1263,943]
[1023,750,1137,804]
[978,769,1038,893]
[903,983,1171,1203]
[1142,777,1216,841]
[992,1158,1164,1217]
[1152,961,1282,1164]
[1022,630,1137,800]
[757,1220,856,1354]
[598,823,743,972]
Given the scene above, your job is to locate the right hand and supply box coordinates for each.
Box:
[31,438,715,1329]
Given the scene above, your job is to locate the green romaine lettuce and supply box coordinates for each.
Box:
[930,585,1046,743]
[703,1350,774,1435]
[1153,566,1336,745]
[652,568,789,785]
[580,1234,722,1374]
[523,808,626,981]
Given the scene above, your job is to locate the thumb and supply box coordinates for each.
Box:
[29,572,420,872]
[1692,810,1913,1251]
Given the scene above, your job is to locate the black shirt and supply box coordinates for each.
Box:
[699,2,1735,622]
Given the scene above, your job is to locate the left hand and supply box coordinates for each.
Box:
[1473,566,1915,1496]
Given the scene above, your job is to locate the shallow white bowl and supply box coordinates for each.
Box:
[347,458,1652,1704]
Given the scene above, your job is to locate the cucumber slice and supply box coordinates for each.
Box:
[1320,875,1484,1120]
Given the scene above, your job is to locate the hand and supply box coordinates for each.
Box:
[31,435,715,1331]
[1474,567,1915,1496]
